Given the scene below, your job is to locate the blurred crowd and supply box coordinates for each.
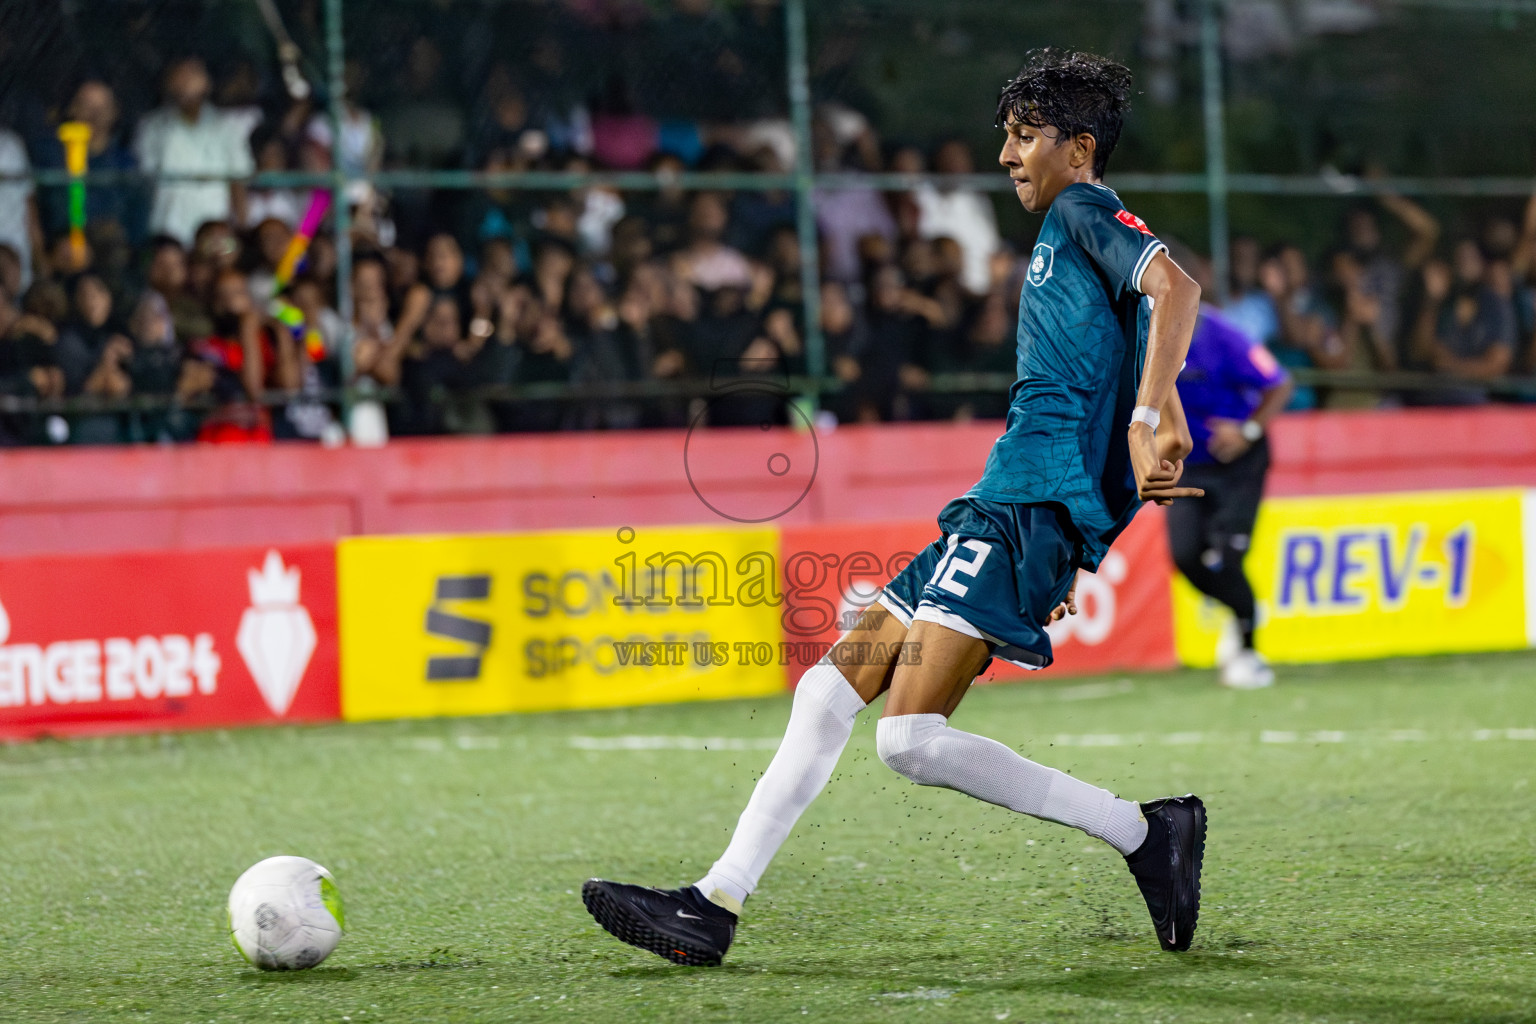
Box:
[0,0,1533,444]
[0,35,1025,444]
[1216,194,1536,411]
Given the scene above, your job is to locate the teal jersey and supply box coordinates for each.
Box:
[968,182,1166,571]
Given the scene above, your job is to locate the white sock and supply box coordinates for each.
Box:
[695,662,867,913]
[875,713,1148,856]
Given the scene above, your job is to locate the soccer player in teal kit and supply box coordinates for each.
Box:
[583,50,1209,965]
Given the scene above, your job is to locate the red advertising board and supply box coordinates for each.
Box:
[778,509,1176,685]
[0,544,338,739]
[1040,508,1178,677]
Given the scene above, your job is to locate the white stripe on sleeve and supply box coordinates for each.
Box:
[1130,240,1168,294]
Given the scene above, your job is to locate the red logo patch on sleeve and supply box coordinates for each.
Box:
[1115,209,1153,235]
[1248,344,1281,378]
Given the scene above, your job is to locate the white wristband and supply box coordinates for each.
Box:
[1131,405,1160,431]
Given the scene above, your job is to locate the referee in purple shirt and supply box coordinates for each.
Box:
[1171,304,1294,689]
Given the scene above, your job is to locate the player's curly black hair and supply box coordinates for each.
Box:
[994,48,1132,180]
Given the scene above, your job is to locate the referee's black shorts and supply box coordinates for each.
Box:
[1168,438,1270,553]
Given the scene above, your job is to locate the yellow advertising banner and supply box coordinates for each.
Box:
[1174,489,1528,666]
[338,526,786,721]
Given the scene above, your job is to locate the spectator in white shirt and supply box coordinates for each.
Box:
[0,126,44,290]
[134,58,255,246]
[304,59,384,210]
[913,140,1000,296]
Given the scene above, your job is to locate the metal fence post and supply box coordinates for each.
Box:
[1200,0,1230,304]
[324,0,355,419]
[786,0,826,407]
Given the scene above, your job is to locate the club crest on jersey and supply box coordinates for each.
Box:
[1027,243,1054,287]
[1115,209,1153,235]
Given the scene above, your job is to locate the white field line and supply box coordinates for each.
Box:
[0,757,89,776]
[1054,680,1136,702]
[879,988,955,1001]
[558,728,1536,752]
[568,735,783,752]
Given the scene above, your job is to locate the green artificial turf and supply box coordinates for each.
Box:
[2,652,1534,1023]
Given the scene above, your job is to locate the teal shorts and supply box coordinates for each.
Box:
[878,497,1078,669]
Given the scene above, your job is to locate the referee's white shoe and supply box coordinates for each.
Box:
[1221,649,1274,689]
[1214,619,1243,670]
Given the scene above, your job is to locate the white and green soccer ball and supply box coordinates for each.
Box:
[228,856,345,970]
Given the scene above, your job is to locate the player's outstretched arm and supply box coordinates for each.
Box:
[1130,252,1203,505]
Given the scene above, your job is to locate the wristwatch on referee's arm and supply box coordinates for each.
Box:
[1240,419,1264,443]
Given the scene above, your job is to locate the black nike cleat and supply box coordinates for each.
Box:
[1125,794,1206,952]
[581,880,737,966]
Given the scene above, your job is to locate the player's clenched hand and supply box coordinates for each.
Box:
[1129,423,1204,505]
[1049,572,1081,621]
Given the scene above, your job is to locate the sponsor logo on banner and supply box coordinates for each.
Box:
[0,603,221,709]
[338,528,786,721]
[1173,489,1528,666]
[0,545,338,739]
[237,551,319,716]
[423,575,494,681]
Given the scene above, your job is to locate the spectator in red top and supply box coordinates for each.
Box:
[187,270,292,441]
